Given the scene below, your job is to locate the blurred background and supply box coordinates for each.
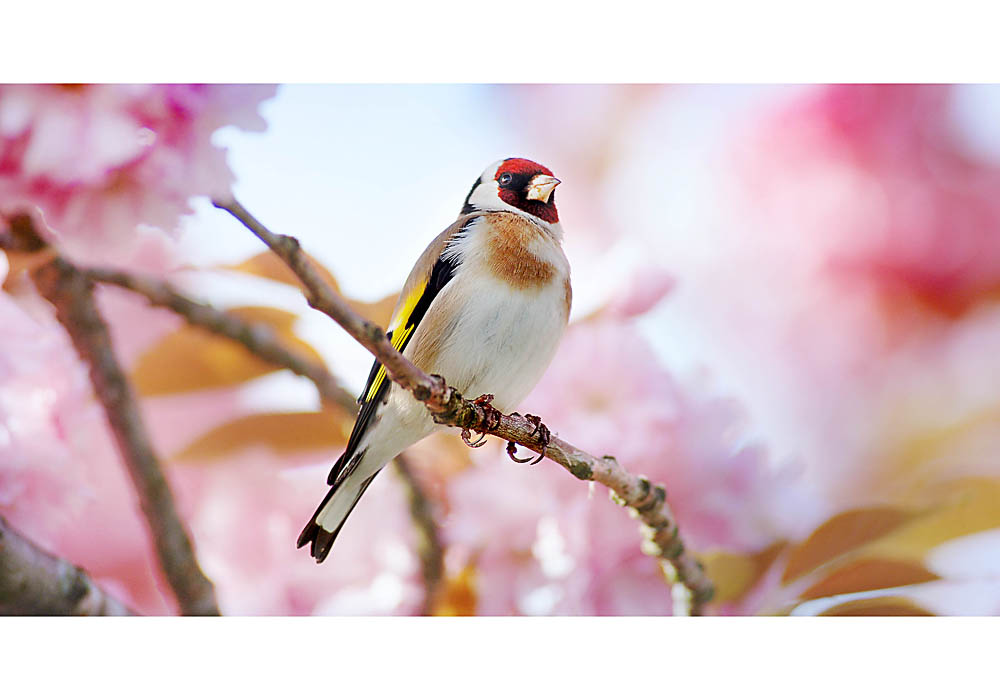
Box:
[3,84,1000,615]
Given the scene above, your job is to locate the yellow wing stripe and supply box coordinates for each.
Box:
[362,278,426,403]
[389,283,426,334]
[365,323,414,402]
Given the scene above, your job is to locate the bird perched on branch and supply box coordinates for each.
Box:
[298,158,572,562]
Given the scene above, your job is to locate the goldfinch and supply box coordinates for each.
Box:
[298,158,572,562]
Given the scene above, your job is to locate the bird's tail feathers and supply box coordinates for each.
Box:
[297,469,379,563]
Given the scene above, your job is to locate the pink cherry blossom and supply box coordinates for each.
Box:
[602,266,675,319]
[444,316,821,615]
[739,84,1000,320]
[493,84,664,249]
[0,288,179,613]
[0,84,278,613]
[0,292,95,546]
[0,84,275,266]
[169,457,423,616]
[6,84,1000,618]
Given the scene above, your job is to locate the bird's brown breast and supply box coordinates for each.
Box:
[482,211,558,290]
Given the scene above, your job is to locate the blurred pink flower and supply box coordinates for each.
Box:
[0,84,274,266]
[444,316,819,615]
[1,294,425,616]
[742,84,1000,319]
[9,84,998,617]
[169,456,423,615]
[602,266,675,319]
[0,290,177,613]
[639,85,1000,513]
[493,85,664,248]
[0,293,95,544]
[0,83,279,612]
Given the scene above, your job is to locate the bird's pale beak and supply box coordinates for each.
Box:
[526,174,561,203]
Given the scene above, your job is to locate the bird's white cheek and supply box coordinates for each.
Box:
[467,181,503,212]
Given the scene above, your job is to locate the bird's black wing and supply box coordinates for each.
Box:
[324,215,479,486]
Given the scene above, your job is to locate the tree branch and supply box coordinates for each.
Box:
[2,219,220,616]
[84,266,358,411]
[392,453,445,615]
[0,515,135,616]
[214,197,715,614]
[84,265,446,614]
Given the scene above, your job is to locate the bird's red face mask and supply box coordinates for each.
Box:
[494,158,561,224]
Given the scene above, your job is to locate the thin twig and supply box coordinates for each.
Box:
[0,515,135,616]
[85,265,445,613]
[214,197,715,614]
[1,219,221,616]
[85,267,357,411]
[392,453,445,615]
[34,261,220,615]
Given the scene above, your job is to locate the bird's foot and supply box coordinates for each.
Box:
[505,413,550,465]
[461,394,502,448]
[472,393,503,431]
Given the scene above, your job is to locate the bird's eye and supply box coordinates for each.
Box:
[498,173,513,186]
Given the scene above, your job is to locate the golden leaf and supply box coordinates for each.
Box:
[224,250,341,294]
[799,559,939,601]
[890,408,1000,476]
[782,507,914,584]
[224,252,398,327]
[869,406,1000,502]
[819,596,934,616]
[131,306,322,396]
[431,564,478,616]
[862,478,1000,561]
[173,410,350,462]
[351,291,398,329]
[702,541,787,605]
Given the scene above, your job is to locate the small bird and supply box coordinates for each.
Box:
[298,158,572,562]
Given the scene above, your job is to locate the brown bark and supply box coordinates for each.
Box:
[29,255,219,616]
[0,515,134,616]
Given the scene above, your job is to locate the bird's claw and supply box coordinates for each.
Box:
[506,439,535,463]
[472,393,503,432]
[505,413,550,465]
[461,427,488,448]
[461,394,501,448]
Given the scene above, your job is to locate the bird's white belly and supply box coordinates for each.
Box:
[426,275,566,413]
